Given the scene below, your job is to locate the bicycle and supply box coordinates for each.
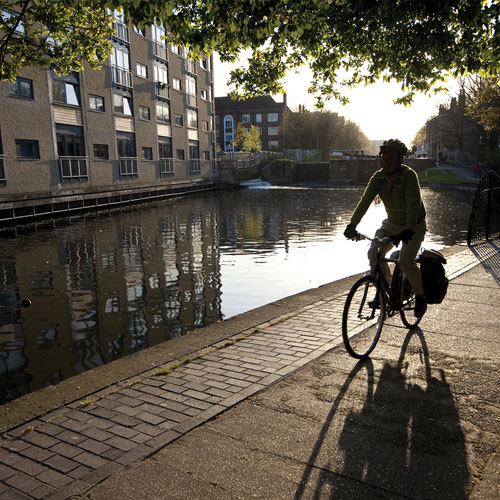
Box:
[342,233,422,358]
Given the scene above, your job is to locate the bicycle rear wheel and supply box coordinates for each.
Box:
[342,275,385,358]
[399,274,422,328]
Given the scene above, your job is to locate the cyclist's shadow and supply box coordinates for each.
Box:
[297,329,469,499]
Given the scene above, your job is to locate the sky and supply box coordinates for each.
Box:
[213,54,456,147]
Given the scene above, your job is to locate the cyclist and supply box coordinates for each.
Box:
[344,139,427,317]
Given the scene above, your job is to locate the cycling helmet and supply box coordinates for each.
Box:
[380,139,408,156]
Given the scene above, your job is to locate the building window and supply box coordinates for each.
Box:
[268,140,279,149]
[171,44,180,55]
[142,147,153,160]
[15,139,40,159]
[156,102,170,123]
[172,77,181,91]
[215,115,219,126]
[133,25,145,36]
[268,126,279,136]
[174,114,183,127]
[52,79,80,106]
[258,127,263,135]
[56,124,85,157]
[10,77,33,99]
[158,137,173,159]
[2,9,25,33]
[224,115,234,130]
[112,46,130,70]
[139,106,150,120]
[187,109,198,129]
[117,132,136,158]
[89,94,104,112]
[136,63,148,78]
[154,63,168,84]
[203,151,210,161]
[200,89,207,100]
[113,94,133,116]
[93,144,109,159]
[268,112,279,122]
[242,114,250,123]
[176,149,185,160]
[202,121,209,131]
[256,113,262,123]
[200,58,208,70]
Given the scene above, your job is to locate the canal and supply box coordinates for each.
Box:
[0,185,473,404]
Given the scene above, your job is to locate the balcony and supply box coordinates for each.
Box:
[186,94,197,108]
[0,156,5,185]
[60,157,88,182]
[189,159,201,175]
[112,66,133,89]
[155,83,170,99]
[119,158,138,177]
[159,158,174,176]
[184,59,196,75]
[112,21,129,43]
[153,41,168,62]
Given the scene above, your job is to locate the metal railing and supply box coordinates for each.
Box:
[155,83,170,99]
[60,156,88,182]
[112,21,129,43]
[159,158,174,176]
[468,168,500,244]
[189,159,201,175]
[0,156,5,185]
[112,66,133,88]
[119,157,138,177]
[153,41,168,61]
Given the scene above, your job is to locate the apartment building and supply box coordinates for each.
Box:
[0,12,217,223]
[214,94,289,152]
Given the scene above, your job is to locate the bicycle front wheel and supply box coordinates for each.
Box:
[399,274,422,329]
[342,275,385,358]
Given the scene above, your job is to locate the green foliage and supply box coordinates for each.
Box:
[0,1,113,81]
[1,0,498,108]
[232,122,261,152]
[280,108,372,159]
[411,124,428,150]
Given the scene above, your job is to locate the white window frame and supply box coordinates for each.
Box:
[268,126,279,136]
[172,77,181,91]
[256,113,262,123]
[267,112,279,122]
[242,114,251,123]
[136,62,148,79]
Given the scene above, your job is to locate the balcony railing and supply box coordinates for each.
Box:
[112,21,129,43]
[119,157,138,177]
[184,59,196,74]
[60,156,88,182]
[189,159,201,175]
[186,94,197,108]
[159,158,174,176]
[0,156,6,185]
[112,65,133,88]
[153,41,168,61]
[156,83,170,99]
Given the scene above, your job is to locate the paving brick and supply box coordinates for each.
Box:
[80,426,114,441]
[56,430,85,445]
[136,412,165,425]
[36,423,65,437]
[115,395,142,407]
[158,408,188,423]
[18,445,55,462]
[49,443,81,459]
[181,397,212,410]
[10,457,49,477]
[0,464,17,481]
[3,440,31,454]
[87,407,118,420]
[135,392,165,405]
[132,423,164,437]
[67,465,92,480]
[115,444,156,466]
[135,402,162,414]
[86,417,114,430]
[159,400,189,413]
[73,451,109,470]
[108,425,139,439]
[29,483,56,499]
[20,432,59,449]
[37,468,73,489]
[77,438,111,455]
[44,455,79,474]
[182,389,210,401]
[5,472,44,494]
[129,433,151,444]
[114,404,142,417]
[109,413,141,427]
[105,436,137,452]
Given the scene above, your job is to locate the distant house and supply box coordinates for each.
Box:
[215,95,290,152]
[425,92,481,163]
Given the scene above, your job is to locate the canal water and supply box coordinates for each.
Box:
[0,185,473,404]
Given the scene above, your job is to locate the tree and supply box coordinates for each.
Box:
[1,1,498,107]
[411,124,428,150]
[0,1,113,81]
[232,122,261,152]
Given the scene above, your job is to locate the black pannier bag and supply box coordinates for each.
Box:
[418,249,449,304]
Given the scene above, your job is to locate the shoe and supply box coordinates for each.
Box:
[415,295,427,317]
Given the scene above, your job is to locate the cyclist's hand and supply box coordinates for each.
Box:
[392,229,415,245]
[344,224,359,240]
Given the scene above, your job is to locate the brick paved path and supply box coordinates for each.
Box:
[0,248,480,499]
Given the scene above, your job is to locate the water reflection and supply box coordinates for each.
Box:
[0,186,473,404]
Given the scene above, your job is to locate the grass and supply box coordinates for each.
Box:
[419,168,477,184]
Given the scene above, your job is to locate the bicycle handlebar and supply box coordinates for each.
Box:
[350,232,395,245]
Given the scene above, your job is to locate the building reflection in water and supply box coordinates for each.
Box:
[0,186,472,404]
